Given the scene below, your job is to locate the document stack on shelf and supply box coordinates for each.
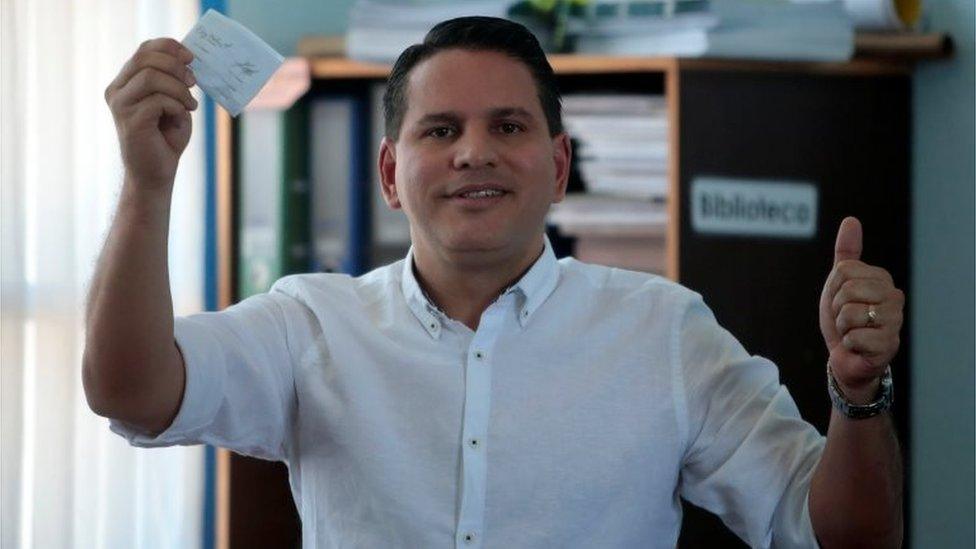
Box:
[548,194,668,275]
[551,92,670,274]
[562,93,669,201]
[571,0,855,62]
[345,0,514,63]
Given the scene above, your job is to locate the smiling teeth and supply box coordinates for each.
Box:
[460,189,504,199]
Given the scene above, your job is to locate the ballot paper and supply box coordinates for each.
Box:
[180,9,284,117]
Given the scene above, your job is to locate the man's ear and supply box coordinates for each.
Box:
[378,136,401,209]
[551,132,572,204]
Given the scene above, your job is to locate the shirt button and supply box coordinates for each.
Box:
[463,531,477,544]
[474,350,485,360]
[468,438,480,449]
[521,309,529,318]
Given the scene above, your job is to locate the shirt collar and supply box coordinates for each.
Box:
[400,235,560,338]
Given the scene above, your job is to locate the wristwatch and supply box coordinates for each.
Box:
[826,363,894,419]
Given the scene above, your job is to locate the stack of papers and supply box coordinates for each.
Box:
[572,0,854,62]
[547,194,668,275]
[563,94,669,201]
[346,0,533,63]
[548,194,668,236]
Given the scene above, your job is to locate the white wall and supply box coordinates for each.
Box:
[229,0,353,56]
[910,1,975,546]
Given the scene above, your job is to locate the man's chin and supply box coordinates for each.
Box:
[443,234,508,254]
[434,227,518,257]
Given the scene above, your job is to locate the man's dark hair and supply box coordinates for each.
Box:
[383,16,564,141]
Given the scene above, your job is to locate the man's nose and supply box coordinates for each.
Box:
[452,128,498,170]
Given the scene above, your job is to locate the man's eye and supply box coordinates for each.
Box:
[499,123,523,134]
[427,126,455,138]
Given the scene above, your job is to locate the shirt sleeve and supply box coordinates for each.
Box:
[674,291,826,549]
[109,277,316,462]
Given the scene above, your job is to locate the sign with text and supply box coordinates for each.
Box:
[690,176,818,239]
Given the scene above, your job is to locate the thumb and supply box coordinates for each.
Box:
[833,216,863,265]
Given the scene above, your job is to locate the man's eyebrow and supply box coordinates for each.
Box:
[415,107,536,126]
[415,112,461,126]
[488,107,534,120]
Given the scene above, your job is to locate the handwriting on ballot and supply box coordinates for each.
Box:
[181,9,284,117]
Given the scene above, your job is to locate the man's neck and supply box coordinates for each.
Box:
[412,236,545,331]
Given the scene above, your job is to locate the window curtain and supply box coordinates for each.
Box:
[2,0,207,547]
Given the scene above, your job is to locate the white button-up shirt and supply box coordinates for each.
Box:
[111,236,825,548]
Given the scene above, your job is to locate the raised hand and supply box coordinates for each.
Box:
[818,217,905,402]
[104,37,199,190]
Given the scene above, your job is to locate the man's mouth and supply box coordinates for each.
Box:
[456,188,506,199]
[447,183,511,202]
[447,184,511,208]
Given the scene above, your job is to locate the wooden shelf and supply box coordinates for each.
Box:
[307,55,678,80]
[676,56,910,76]
[308,57,391,79]
[308,53,910,80]
[854,31,954,61]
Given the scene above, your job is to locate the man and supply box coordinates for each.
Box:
[88,16,904,548]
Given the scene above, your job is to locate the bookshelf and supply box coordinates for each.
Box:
[214,54,914,548]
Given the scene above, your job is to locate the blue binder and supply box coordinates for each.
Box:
[309,93,371,276]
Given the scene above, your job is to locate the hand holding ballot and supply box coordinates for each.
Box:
[818,216,905,404]
[104,38,199,190]
[104,10,282,190]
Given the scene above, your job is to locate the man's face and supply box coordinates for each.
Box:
[379,49,571,263]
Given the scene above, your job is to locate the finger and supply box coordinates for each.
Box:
[841,327,891,357]
[107,48,195,103]
[138,37,194,64]
[824,261,893,307]
[833,216,862,266]
[113,67,198,112]
[831,278,889,317]
[129,92,192,128]
[130,92,191,127]
[107,38,194,96]
[836,302,889,333]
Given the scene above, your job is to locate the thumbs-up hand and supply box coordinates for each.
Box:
[818,217,905,403]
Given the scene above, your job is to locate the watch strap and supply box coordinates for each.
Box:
[827,363,893,419]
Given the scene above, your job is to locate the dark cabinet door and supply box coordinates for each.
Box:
[676,66,911,547]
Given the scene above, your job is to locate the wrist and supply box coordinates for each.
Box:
[120,177,174,217]
[835,376,882,405]
[123,170,175,197]
[827,363,894,419]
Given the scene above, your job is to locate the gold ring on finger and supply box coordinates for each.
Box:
[866,305,879,327]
